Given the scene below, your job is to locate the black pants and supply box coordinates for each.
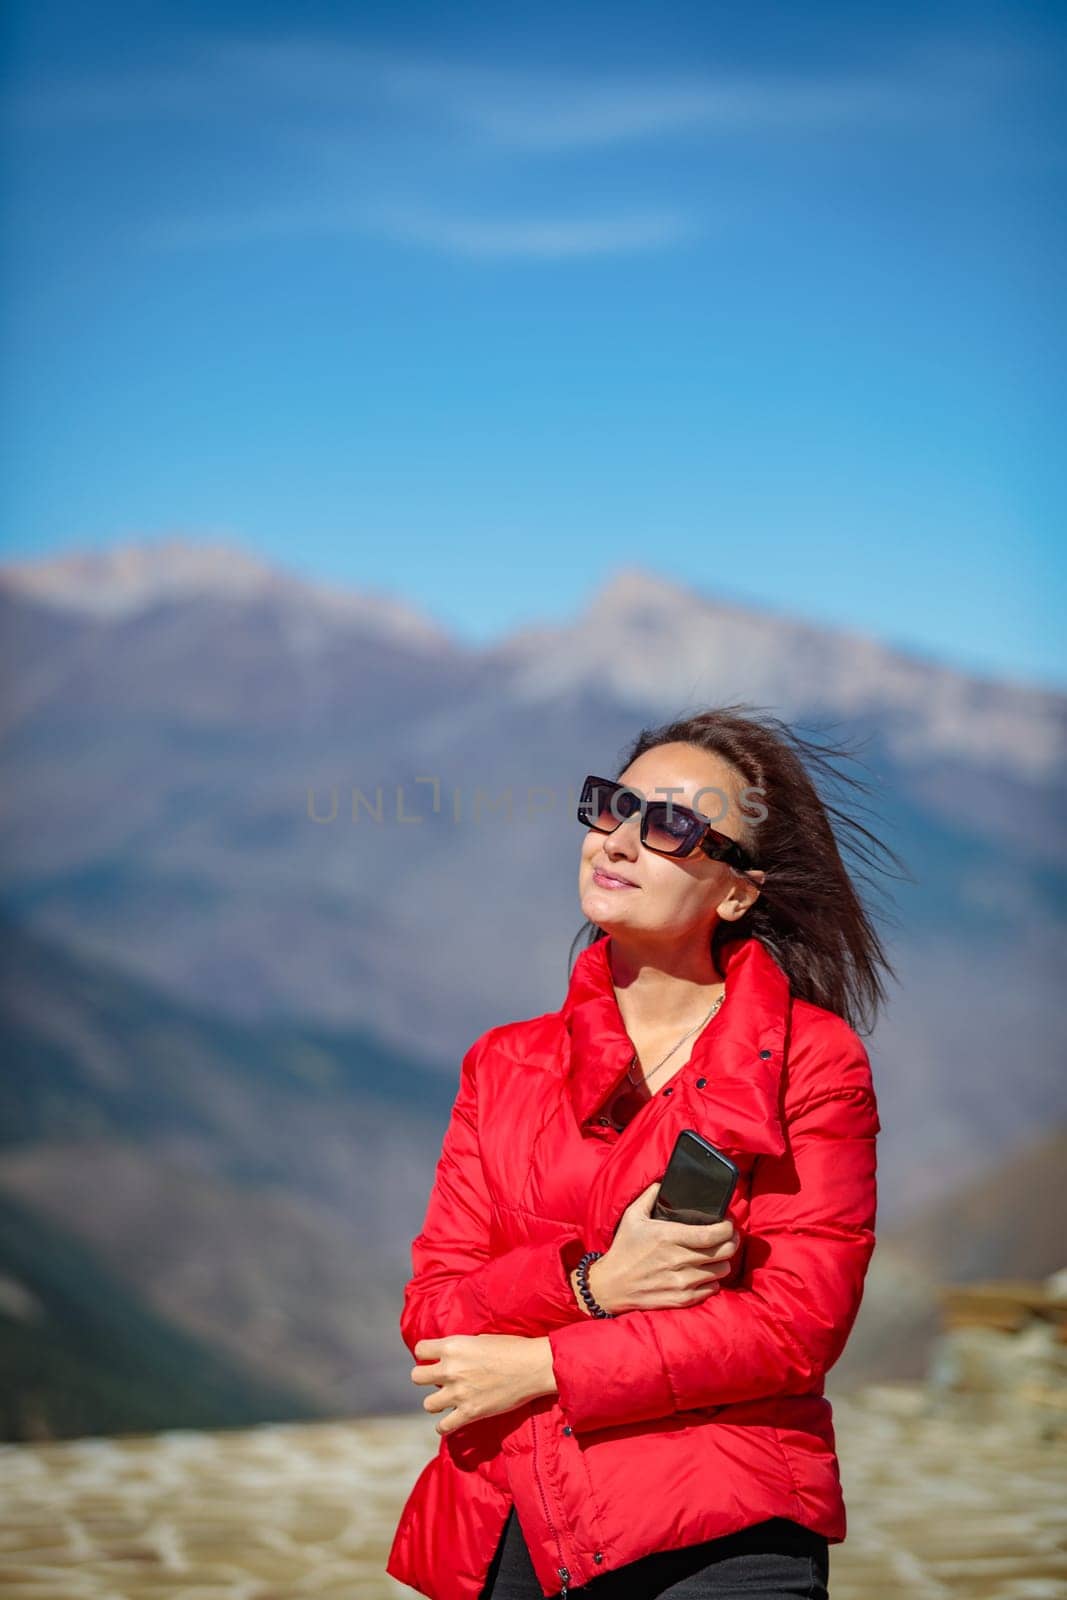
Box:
[480,1507,830,1599]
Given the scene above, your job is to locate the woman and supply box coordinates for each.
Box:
[386,706,900,1600]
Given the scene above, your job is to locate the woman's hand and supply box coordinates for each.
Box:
[584,1180,740,1315]
[411,1334,555,1436]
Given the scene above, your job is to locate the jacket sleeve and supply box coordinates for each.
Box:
[400,1032,590,1357]
[546,1043,880,1433]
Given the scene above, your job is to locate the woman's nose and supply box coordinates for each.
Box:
[606,815,641,855]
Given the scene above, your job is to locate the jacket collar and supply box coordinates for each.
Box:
[560,933,790,1159]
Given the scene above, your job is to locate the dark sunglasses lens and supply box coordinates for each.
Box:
[643,803,696,854]
[579,779,640,831]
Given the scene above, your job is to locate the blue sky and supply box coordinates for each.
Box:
[2,0,1064,689]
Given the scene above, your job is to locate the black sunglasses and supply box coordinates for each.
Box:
[577,774,758,873]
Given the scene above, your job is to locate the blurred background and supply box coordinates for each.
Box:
[1,1,1065,1595]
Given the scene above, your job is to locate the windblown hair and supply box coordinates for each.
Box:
[570,703,911,1035]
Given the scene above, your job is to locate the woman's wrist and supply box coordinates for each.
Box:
[570,1255,615,1316]
[529,1337,558,1400]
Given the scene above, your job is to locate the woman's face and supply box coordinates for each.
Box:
[578,741,764,944]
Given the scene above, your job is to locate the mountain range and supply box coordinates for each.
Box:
[1,535,1064,1438]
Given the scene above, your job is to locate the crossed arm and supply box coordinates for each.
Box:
[401,1031,880,1436]
[400,1033,591,1356]
[548,1076,879,1431]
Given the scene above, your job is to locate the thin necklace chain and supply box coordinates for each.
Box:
[625,986,726,1090]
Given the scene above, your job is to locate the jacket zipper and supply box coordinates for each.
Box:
[530,1408,571,1597]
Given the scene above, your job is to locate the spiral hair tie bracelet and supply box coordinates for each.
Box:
[575,1249,615,1318]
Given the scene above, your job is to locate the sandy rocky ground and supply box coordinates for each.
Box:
[0,1382,1064,1600]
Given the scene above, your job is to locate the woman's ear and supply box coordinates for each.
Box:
[718,868,763,920]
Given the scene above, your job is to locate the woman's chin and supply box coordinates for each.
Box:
[582,897,631,929]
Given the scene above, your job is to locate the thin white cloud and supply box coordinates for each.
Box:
[17,30,1034,265]
[465,77,944,150]
[367,205,697,258]
[12,32,1026,150]
[144,199,698,259]
[209,35,1039,152]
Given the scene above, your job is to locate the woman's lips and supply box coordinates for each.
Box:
[593,868,638,889]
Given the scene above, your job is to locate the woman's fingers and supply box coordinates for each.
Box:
[655,1216,736,1249]
[689,1258,733,1282]
[679,1232,739,1262]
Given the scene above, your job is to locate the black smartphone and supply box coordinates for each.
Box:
[651,1129,739,1225]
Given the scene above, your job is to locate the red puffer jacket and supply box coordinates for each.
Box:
[386,932,880,1600]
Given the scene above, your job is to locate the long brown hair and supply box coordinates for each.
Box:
[570,702,911,1035]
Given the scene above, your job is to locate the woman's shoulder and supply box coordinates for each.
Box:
[463,1010,568,1076]
[784,995,878,1117]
